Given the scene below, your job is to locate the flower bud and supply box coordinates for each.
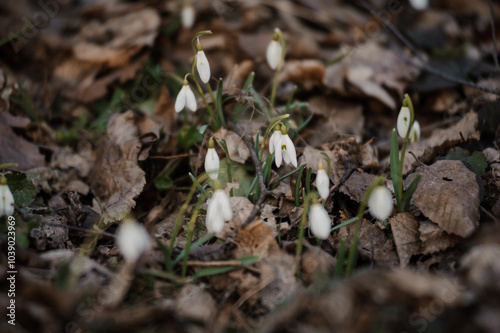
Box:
[368,186,393,221]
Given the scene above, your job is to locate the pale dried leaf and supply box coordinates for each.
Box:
[90,111,146,224]
[418,220,461,254]
[402,111,479,174]
[278,59,326,90]
[408,160,480,237]
[214,128,250,164]
[389,213,420,268]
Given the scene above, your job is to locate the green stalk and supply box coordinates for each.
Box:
[345,176,385,278]
[168,173,209,271]
[296,193,313,258]
[182,190,211,278]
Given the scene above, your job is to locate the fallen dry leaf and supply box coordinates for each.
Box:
[389,213,420,268]
[418,220,462,255]
[407,160,480,237]
[0,112,45,170]
[90,111,146,223]
[402,111,480,174]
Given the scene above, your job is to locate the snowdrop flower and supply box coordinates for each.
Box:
[116,217,152,262]
[196,40,211,83]
[205,137,220,180]
[409,0,429,10]
[266,29,283,70]
[0,175,14,216]
[181,3,195,29]
[397,106,411,139]
[409,120,420,143]
[315,161,329,201]
[206,189,232,233]
[275,126,297,168]
[368,186,393,221]
[269,124,282,155]
[175,79,197,112]
[309,201,331,239]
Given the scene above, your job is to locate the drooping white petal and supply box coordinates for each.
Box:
[175,85,187,112]
[309,203,331,240]
[206,190,232,233]
[205,148,220,180]
[284,134,297,167]
[266,40,282,70]
[269,130,281,154]
[282,135,291,164]
[315,168,330,201]
[185,85,197,111]
[275,143,283,167]
[397,106,411,139]
[116,218,152,262]
[0,184,14,216]
[196,50,211,83]
[410,120,420,143]
[368,186,393,221]
[181,5,195,28]
[215,190,233,221]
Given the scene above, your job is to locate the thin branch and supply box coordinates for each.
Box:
[358,0,500,96]
[329,154,358,193]
[489,0,500,71]
[227,121,272,227]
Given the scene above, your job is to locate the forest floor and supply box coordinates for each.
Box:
[1,0,500,332]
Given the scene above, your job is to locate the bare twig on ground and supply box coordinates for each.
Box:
[358,0,500,96]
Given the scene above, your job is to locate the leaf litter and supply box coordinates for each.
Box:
[1,0,500,332]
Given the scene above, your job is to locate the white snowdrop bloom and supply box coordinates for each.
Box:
[269,124,282,155]
[205,138,220,180]
[206,189,232,233]
[266,38,282,70]
[409,120,421,143]
[368,186,393,221]
[275,127,297,168]
[309,203,331,240]
[0,176,14,216]
[116,218,152,262]
[196,41,211,84]
[409,0,429,10]
[397,106,411,139]
[181,4,195,29]
[315,161,329,201]
[175,80,197,112]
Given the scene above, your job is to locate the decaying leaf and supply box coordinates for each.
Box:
[90,111,146,223]
[0,113,45,170]
[402,111,480,174]
[418,220,462,255]
[333,218,398,267]
[461,244,500,293]
[339,171,375,203]
[408,160,480,237]
[389,213,420,268]
[214,128,250,164]
[278,59,326,90]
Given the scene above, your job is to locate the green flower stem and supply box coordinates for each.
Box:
[345,176,385,278]
[182,190,212,278]
[296,192,315,258]
[191,69,218,128]
[206,83,217,115]
[269,69,280,116]
[168,173,209,271]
